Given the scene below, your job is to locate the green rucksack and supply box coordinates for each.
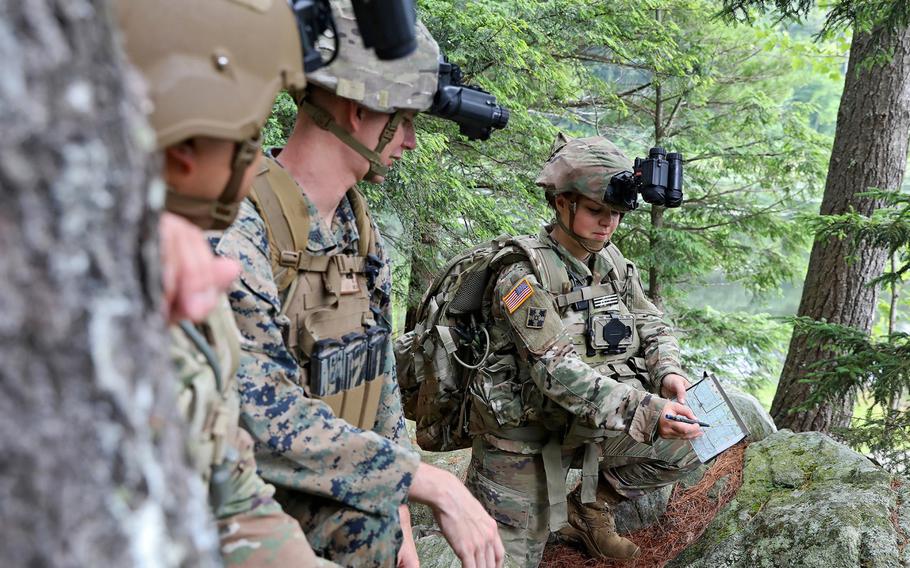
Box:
[395,234,569,451]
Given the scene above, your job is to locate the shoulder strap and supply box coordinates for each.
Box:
[248,157,310,293]
[249,158,380,294]
[346,187,376,257]
[506,235,570,295]
[602,242,630,288]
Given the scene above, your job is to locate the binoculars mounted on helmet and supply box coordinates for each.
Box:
[605,147,684,210]
[429,58,510,141]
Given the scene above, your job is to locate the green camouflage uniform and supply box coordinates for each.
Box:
[171,296,334,567]
[465,135,700,567]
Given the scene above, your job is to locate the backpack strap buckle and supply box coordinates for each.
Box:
[279,250,301,268]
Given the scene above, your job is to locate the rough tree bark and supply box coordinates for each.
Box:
[771,25,910,432]
[0,1,217,566]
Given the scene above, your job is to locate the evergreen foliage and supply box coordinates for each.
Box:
[721,0,910,438]
[722,0,910,35]
[262,0,847,391]
[790,316,910,473]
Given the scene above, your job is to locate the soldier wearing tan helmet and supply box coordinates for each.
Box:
[114,0,340,565]
[212,0,505,566]
[448,134,704,565]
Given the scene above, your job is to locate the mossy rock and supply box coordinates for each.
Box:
[669,430,902,568]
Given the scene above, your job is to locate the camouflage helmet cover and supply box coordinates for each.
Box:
[536,134,635,210]
[115,0,307,149]
[307,0,439,113]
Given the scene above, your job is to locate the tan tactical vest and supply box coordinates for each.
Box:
[172,296,242,513]
[248,157,386,430]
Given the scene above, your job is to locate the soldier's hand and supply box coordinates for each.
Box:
[660,373,690,403]
[160,212,240,323]
[657,401,703,440]
[409,463,505,568]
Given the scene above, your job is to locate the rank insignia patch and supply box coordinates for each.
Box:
[526,307,547,329]
[502,277,534,314]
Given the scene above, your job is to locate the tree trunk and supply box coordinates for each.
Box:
[771,25,910,432]
[0,1,217,566]
[647,8,666,308]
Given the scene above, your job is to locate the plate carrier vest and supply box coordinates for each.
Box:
[248,157,387,430]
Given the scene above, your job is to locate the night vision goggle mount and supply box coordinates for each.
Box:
[605,147,684,210]
[290,0,418,72]
[429,58,510,141]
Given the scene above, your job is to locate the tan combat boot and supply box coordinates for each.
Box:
[556,487,640,560]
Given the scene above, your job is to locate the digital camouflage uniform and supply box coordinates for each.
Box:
[210,1,445,564]
[171,297,332,567]
[465,136,700,566]
[212,174,418,566]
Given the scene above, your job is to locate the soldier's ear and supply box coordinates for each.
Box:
[163,140,198,183]
[553,194,571,217]
[343,98,367,133]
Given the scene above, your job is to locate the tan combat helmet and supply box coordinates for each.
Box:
[115,0,308,229]
[536,133,635,252]
[298,0,440,178]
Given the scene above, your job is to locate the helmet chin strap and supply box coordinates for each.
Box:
[164,135,261,230]
[555,196,607,254]
[299,99,404,180]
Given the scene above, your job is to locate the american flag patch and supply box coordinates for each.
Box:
[502,277,534,314]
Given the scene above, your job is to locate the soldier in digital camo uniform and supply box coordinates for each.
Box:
[212,0,503,566]
[114,0,338,565]
[464,134,704,566]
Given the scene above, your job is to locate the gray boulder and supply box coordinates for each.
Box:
[725,385,777,442]
[669,430,906,568]
[415,533,522,568]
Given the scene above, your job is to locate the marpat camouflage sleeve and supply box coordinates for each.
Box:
[365,217,412,449]
[214,201,420,518]
[622,258,687,390]
[493,262,668,444]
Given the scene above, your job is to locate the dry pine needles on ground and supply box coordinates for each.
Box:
[541,442,748,568]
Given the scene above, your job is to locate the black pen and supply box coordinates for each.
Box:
[665,414,711,428]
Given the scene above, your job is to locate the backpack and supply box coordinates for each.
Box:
[395,235,556,451]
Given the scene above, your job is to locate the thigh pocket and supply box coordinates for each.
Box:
[466,466,531,530]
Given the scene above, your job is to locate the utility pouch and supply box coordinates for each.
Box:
[341,332,368,390]
[588,313,634,355]
[310,338,345,396]
[364,326,389,384]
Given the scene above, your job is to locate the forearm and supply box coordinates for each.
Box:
[639,317,687,387]
[531,340,668,443]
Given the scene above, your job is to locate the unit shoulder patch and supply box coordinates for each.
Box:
[526,307,547,329]
[502,277,535,314]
